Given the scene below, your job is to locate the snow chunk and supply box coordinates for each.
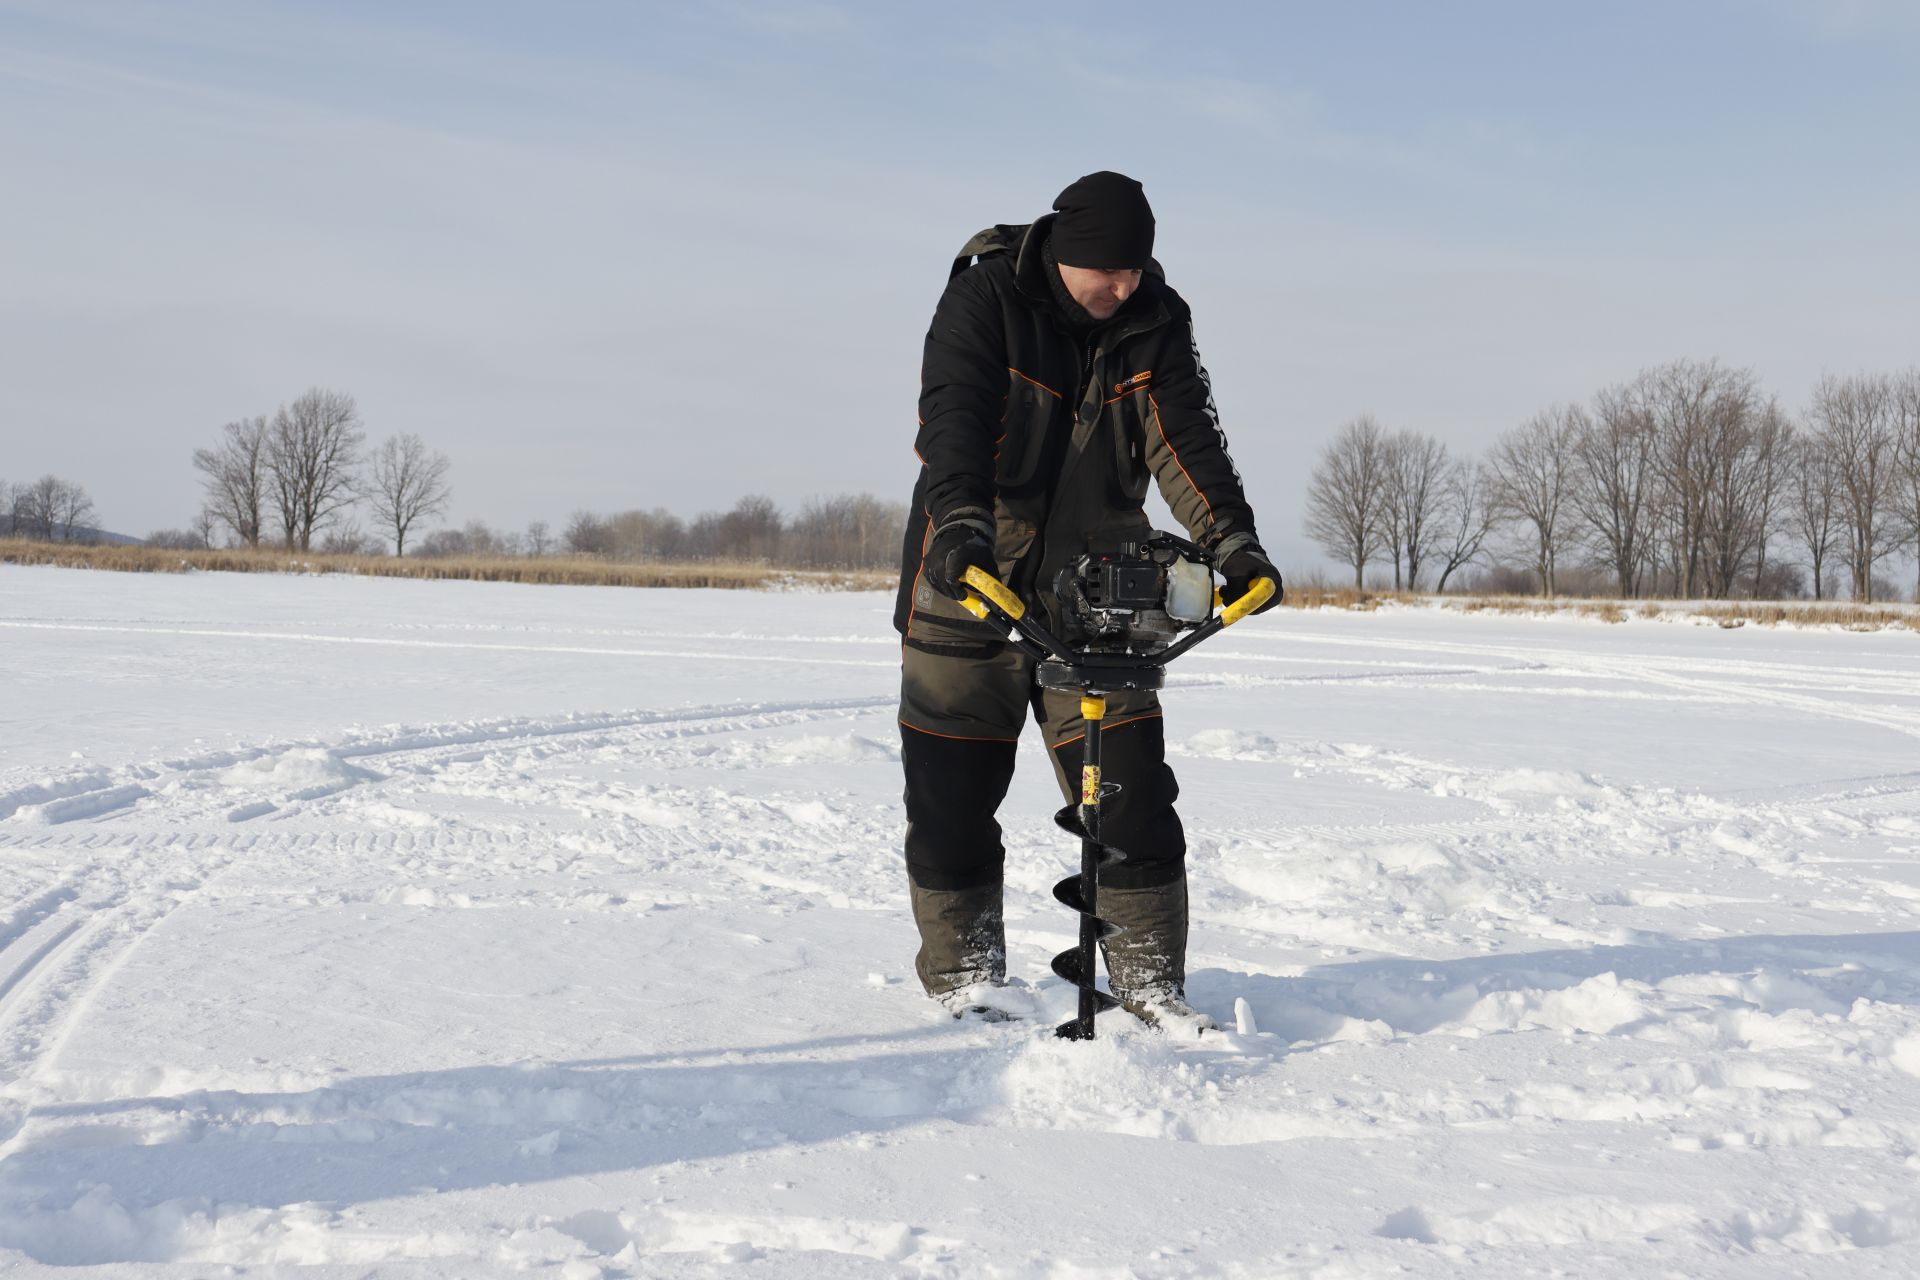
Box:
[217,747,364,792]
[1454,972,1653,1036]
[1181,728,1282,760]
[1480,768,1608,800]
[1379,1196,1702,1246]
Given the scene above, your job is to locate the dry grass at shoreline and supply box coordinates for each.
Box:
[1297,581,1917,633]
[6,539,1913,631]
[1452,594,1916,631]
[0,539,894,592]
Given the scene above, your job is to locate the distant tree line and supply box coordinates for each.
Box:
[1305,360,1920,602]
[0,474,98,542]
[563,493,906,570]
[0,384,875,571]
[10,384,907,573]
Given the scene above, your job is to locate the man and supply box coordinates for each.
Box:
[894,171,1280,1028]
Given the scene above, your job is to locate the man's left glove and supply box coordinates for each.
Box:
[1219,544,1284,615]
[924,516,997,601]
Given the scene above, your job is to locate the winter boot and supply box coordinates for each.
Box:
[1098,876,1219,1034]
[909,880,1008,1018]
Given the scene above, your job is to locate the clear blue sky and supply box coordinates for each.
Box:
[3,1,1916,568]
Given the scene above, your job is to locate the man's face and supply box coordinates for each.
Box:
[1056,263,1143,321]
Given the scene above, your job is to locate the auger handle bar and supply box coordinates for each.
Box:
[957,565,1277,675]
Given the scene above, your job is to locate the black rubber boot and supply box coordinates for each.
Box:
[1098,876,1218,1033]
[909,880,1007,1015]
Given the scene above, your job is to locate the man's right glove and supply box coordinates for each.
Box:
[924,516,997,601]
[1219,543,1284,615]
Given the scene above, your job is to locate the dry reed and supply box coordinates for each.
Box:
[6,539,1913,630]
[1433,593,1916,632]
[0,539,893,592]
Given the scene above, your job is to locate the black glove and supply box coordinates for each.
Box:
[1219,544,1283,615]
[924,518,997,601]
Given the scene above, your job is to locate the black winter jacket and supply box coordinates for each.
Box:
[894,216,1262,652]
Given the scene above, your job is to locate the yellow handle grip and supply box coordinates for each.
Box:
[960,565,1025,621]
[1220,576,1278,626]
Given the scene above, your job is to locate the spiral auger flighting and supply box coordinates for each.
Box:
[1050,801,1124,1038]
[1051,692,1122,1040]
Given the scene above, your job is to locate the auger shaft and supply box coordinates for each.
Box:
[1055,691,1119,1040]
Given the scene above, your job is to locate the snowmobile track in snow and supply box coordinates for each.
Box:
[0,845,237,1097]
[0,694,898,833]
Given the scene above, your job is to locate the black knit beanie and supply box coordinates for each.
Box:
[1050,171,1155,270]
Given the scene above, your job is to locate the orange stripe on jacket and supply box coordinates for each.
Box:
[1008,367,1063,399]
[1149,392,1217,523]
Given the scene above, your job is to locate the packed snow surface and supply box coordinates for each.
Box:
[3,565,1919,1277]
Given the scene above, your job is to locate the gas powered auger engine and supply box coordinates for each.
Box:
[957,533,1278,1040]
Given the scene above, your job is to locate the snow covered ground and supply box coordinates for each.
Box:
[2,564,1919,1278]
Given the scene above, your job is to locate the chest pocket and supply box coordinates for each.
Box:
[997,369,1062,494]
[1108,386,1153,505]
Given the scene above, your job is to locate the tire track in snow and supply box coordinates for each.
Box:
[0,844,239,1157]
[0,619,898,668]
[1225,628,1920,738]
[0,695,898,828]
[1573,654,1920,740]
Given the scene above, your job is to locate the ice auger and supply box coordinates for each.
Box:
[956,543,1277,1039]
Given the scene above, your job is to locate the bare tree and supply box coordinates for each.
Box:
[366,433,452,556]
[1430,458,1496,592]
[565,511,613,556]
[608,508,689,560]
[525,521,552,558]
[1741,400,1794,599]
[1892,368,1920,599]
[10,474,95,542]
[193,416,270,548]
[55,479,95,542]
[147,509,218,550]
[1786,430,1842,600]
[1809,373,1898,601]
[1379,431,1449,590]
[1303,416,1389,589]
[266,388,364,551]
[691,495,783,561]
[318,522,383,556]
[1644,360,1743,597]
[11,477,53,539]
[1488,407,1581,596]
[191,507,219,549]
[1571,376,1660,596]
[1690,370,1775,598]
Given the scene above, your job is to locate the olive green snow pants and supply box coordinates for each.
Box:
[897,642,1185,893]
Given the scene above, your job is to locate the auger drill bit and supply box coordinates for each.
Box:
[1051,692,1123,1040]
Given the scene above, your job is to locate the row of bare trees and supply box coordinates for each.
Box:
[1,475,98,542]
[564,493,906,569]
[1303,419,1495,593]
[192,388,452,555]
[1305,361,1920,601]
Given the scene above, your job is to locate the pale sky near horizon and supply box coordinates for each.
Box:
[3,0,1917,572]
